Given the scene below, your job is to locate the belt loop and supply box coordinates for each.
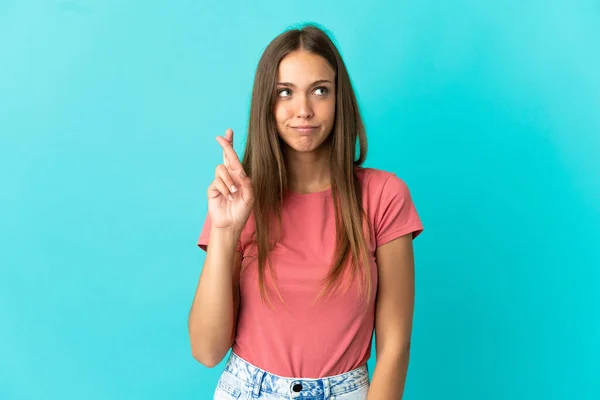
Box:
[251,369,265,398]
[322,377,331,399]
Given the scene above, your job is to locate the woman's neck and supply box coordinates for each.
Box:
[284,144,331,194]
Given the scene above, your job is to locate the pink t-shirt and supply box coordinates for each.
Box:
[197,167,423,378]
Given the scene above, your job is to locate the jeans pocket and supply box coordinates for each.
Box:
[213,377,242,400]
[331,383,369,400]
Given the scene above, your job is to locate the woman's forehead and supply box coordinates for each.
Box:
[277,51,335,84]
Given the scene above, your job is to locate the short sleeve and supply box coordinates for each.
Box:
[374,174,424,247]
[197,213,244,253]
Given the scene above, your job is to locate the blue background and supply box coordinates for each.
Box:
[1,1,598,399]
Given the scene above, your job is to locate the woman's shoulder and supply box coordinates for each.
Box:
[355,166,407,188]
[355,166,415,209]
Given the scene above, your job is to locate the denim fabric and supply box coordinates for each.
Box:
[214,351,370,399]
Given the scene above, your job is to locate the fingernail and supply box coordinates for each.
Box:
[239,170,246,178]
[230,185,238,193]
[228,194,234,201]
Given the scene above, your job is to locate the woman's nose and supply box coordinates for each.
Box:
[295,95,313,119]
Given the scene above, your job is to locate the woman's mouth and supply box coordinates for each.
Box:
[290,125,319,134]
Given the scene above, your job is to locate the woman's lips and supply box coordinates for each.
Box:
[290,125,319,134]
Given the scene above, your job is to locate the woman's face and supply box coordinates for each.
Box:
[274,50,336,155]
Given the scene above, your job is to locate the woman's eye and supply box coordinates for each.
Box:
[278,89,291,97]
[314,87,328,96]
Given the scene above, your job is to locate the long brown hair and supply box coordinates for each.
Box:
[241,24,372,308]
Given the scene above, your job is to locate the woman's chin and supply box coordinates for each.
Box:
[281,133,331,154]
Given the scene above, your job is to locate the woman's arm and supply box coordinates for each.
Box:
[188,227,242,367]
[368,233,416,399]
[189,129,252,368]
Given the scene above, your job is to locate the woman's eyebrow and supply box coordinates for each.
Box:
[277,79,333,87]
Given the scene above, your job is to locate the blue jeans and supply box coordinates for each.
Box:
[214,351,370,399]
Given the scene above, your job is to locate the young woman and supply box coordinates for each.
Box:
[188,24,424,400]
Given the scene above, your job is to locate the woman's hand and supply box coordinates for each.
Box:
[207,128,254,232]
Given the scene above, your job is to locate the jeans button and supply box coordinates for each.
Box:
[292,383,303,392]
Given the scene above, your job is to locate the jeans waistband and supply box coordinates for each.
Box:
[224,351,370,398]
